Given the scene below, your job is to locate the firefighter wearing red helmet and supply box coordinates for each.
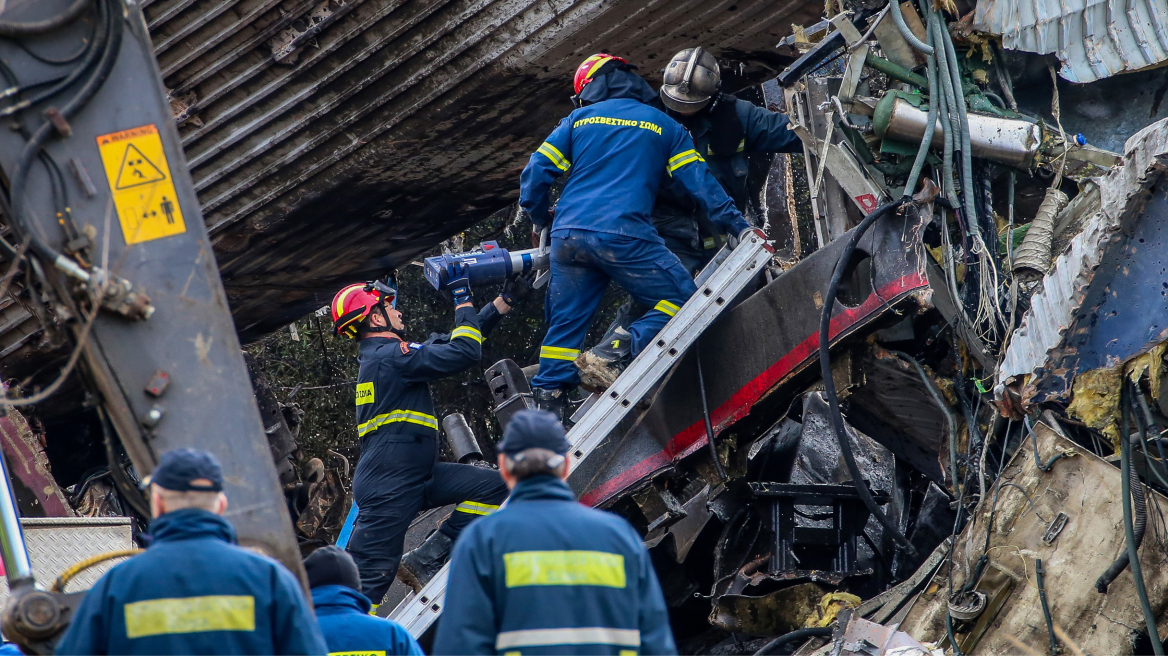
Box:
[519,53,768,417]
[329,269,529,609]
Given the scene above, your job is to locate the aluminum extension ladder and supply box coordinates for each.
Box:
[389,232,773,637]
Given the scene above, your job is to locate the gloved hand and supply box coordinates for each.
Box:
[727,226,773,253]
[500,271,536,307]
[444,262,473,306]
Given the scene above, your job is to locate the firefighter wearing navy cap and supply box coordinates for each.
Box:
[520,53,771,409]
[56,448,328,655]
[434,410,677,655]
[330,270,512,609]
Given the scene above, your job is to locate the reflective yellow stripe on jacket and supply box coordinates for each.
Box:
[539,345,581,361]
[124,595,255,638]
[451,326,483,344]
[504,550,626,588]
[667,148,704,173]
[455,500,499,516]
[357,409,439,436]
[538,142,571,172]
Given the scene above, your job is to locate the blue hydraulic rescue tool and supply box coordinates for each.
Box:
[422,238,550,292]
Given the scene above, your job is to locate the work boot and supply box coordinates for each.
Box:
[533,387,568,424]
[398,530,453,593]
[575,327,633,393]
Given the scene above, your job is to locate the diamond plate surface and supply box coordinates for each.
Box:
[0,518,133,601]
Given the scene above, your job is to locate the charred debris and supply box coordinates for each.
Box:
[0,0,1166,652]
[476,1,1167,653]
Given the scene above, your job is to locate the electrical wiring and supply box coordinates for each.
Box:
[0,0,91,37]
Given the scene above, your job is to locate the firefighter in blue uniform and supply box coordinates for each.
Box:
[433,410,677,655]
[305,546,423,655]
[330,275,517,609]
[521,53,769,411]
[56,448,328,655]
[601,47,804,348]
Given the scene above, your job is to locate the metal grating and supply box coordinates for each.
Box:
[0,517,134,602]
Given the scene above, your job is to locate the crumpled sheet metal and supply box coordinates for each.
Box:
[834,613,942,656]
[998,117,1168,391]
[972,0,1168,83]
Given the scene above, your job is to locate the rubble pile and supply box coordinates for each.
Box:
[471,2,1168,653]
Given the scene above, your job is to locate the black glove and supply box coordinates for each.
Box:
[444,262,473,306]
[500,271,536,307]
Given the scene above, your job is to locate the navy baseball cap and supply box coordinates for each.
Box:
[497,410,571,456]
[143,448,224,492]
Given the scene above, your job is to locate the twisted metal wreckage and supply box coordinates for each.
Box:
[0,0,1166,652]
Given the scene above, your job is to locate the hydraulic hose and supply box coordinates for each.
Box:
[1118,380,1164,655]
[754,627,834,656]
[889,0,933,55]
[890,350,959,494]
[930,15,957,207]
[901,7,938,199]
[8,0,122,270]
[937,12,979,231]
[1096,397,1148,594]
[0,0,90,37]
[1,0,106,118]
[696,341,728,481]
[818,200,917,556]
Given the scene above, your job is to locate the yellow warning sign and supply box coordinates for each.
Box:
[96,124,186,245]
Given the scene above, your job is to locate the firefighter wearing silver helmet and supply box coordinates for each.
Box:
[588,47,804,379]
[659,47,723,114]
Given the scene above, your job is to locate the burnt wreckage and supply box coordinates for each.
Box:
[1,0,1168,653]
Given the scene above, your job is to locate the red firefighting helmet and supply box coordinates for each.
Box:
[572,53,629,95]
[331,282,395,339]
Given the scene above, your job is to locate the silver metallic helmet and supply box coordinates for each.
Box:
[660,47,721,114]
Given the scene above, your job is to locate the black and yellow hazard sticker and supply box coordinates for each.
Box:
[96,124,187,245]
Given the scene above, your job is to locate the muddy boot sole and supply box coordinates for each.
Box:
[575,351,623,393]
[397,564,427,593]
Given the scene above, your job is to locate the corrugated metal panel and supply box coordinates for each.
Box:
[142,0,822,339]
[998,116,1168,383]
[0,518,133,601]
[973,0,1168,83]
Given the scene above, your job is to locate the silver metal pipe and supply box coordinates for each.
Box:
[875,96,1041,168]
[0,451,33,583]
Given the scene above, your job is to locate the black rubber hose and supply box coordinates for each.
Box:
[754,627,833,656]
[1,0,106,118]
[696,341,728,481]
[8,0,121,264]
[817,199,917,556]
[1119,379,1164,654]
[1095,400,1148,593]
[0,0,91,37]
[1036,558,1059,655]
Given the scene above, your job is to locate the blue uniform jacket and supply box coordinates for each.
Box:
[653,97,804,247]
[355,305,483,441]
[432,476,677,655]
[55,509,327,655]
[519,70,747,245]
[311,585,423,655]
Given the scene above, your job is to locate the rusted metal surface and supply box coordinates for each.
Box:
[142,0,823,339]
[0,409,73,518]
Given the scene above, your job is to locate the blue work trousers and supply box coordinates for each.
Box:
[532,228,697,391]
